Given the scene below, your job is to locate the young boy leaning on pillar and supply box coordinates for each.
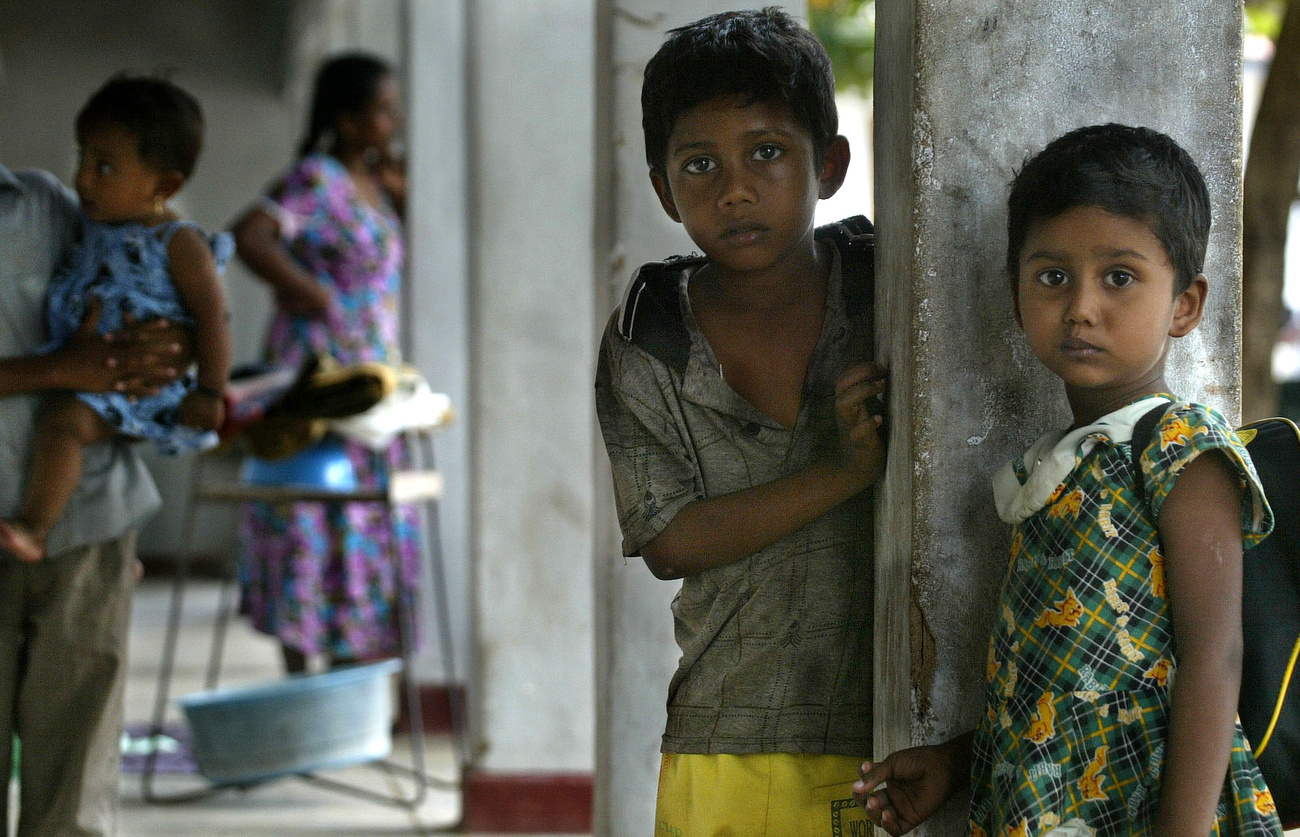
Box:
[594,8,886,834]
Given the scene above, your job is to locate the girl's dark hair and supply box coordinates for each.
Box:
[641,6,837,174]
[76,74,204,178]
[1006,124,1211,294]
[298,53,393,158]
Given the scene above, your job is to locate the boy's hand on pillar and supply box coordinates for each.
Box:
[834,362,887,486]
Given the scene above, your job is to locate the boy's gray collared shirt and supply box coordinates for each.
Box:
[596,248,873,756]
[0,165,160,557]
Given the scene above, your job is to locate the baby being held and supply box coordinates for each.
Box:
[0,75,231,562]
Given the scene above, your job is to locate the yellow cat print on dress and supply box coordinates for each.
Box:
[1034,588,1083,629]
[1078,745,1110,801]
[1048,488,1084,519]
[1148,548,1165,598]
[970,822,989,837]
[1004,817,1030,837]
[1143,658,1172,687]
[1159,416,1194,450]
[1004,660,1018,698]
[1024,691,1057,744]
[1255,787,1277,816]
[988,644,1000,682]
[1039,811,1061,830]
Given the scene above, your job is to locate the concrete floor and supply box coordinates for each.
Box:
[115,576,585,837]
[106,577,1300,837]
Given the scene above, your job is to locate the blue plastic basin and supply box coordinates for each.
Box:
[178,658,402,786]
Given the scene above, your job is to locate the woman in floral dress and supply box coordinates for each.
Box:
[231,53,417,672]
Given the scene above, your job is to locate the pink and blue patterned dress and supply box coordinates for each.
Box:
[44,218,231,454]
[973,396,1282,836]
[237,153,419,661]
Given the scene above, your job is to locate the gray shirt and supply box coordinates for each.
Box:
[595,247,873,756]
[0,165,160,557]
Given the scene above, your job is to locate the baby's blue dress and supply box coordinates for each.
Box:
[43,218,233,455]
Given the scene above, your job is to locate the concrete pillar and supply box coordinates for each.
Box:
[873,2,1243,833]
[463,1,598,830]
[592,4,811,834]
[401,0,472,688]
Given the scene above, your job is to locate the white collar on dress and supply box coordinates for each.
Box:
[992,395,1173,524]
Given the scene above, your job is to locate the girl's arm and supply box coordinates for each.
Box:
[231,206,332,317]
[853,730,975,835]
[168,227,230,427]
[1154,449,1246,836]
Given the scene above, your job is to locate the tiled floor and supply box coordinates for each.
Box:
[115,576,581,837]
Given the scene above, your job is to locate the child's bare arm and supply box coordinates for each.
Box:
[853,731,974,835]
[232,207,332,317]
[168,228,230,430]
[1154,449,1245,836]
[640,363,885,579]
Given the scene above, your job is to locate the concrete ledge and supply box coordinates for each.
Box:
[461,769,594,833]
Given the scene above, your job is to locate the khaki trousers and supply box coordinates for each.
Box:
[0,532,136,837]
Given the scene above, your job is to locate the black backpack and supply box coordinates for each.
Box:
[1132,405,1300,825]
[615,215,874,373]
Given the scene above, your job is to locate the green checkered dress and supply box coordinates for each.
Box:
[970,398,1282,836]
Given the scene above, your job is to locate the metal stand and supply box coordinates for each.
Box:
[141,427,465,815]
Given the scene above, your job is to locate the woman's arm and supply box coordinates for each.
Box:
[231,206,331,317]
[1154,449,1246,836]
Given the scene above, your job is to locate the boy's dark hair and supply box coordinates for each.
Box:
[298,52,392,158]
[1006,123,1211,294]
[76,74,204,179]
[641,6,837,174]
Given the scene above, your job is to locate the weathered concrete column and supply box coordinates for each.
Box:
[462,1,599,831]
[874,3,1243,833]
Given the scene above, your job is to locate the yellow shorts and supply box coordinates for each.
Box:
[654,752,871,837]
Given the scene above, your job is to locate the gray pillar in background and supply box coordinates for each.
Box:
[402,0,472,688]
[873,3,1243,834]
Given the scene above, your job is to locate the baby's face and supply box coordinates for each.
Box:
[74,121,168,224]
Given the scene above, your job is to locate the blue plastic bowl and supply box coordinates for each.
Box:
[239,437,358,491]
[178,659,402,786]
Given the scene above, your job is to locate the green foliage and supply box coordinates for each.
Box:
[809,0,875,95]
[1247,0,1286,40]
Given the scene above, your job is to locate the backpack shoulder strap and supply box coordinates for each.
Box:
[1130,402,1172,506]
[616,254,705,377]
[814,215,875,318]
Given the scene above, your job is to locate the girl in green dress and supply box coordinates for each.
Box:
[855,125,1284,836]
